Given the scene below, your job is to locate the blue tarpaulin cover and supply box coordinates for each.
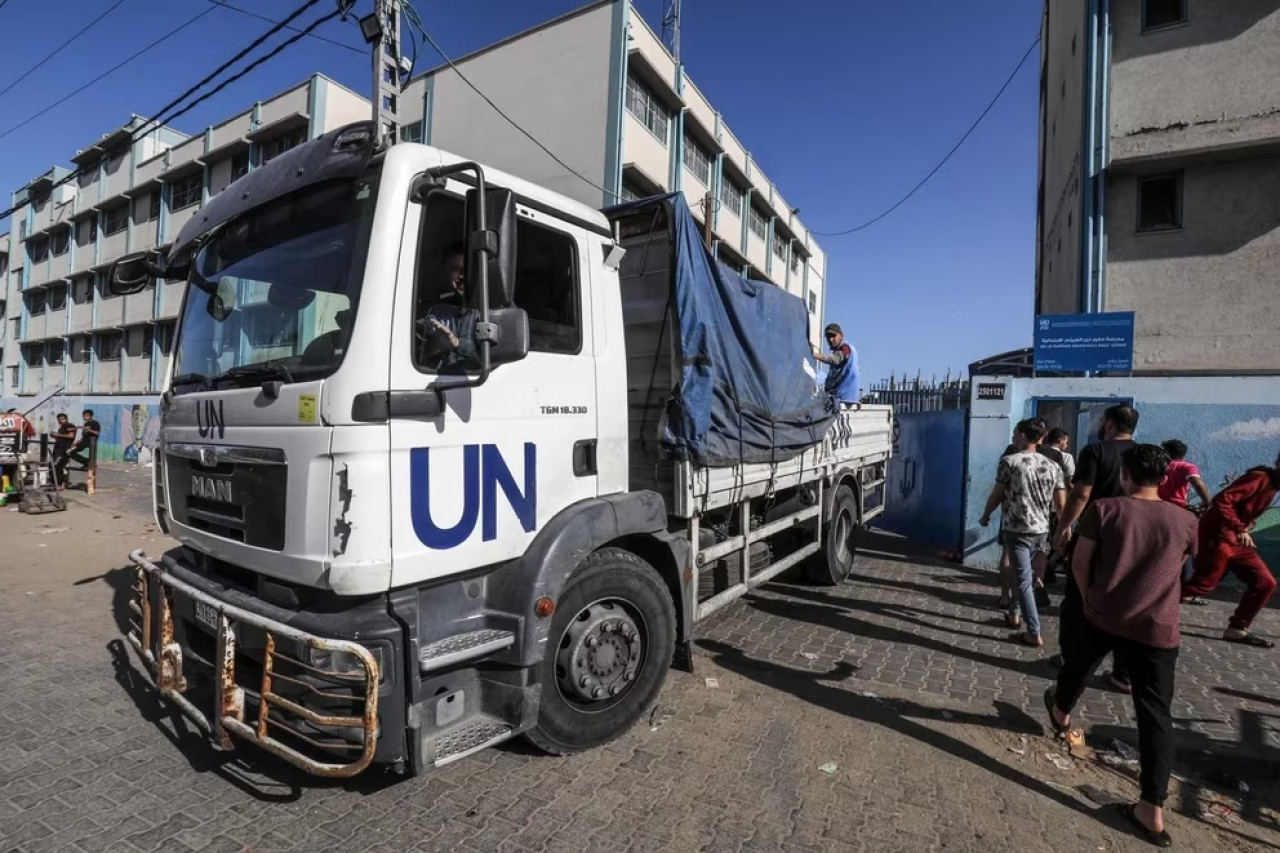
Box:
[605,193,836,467]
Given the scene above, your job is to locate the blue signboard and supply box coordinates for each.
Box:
[1033,312,1135,373]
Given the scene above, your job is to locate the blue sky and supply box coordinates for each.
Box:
[0,0,1042,384]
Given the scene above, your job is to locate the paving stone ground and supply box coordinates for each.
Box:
[0,465,1277,852]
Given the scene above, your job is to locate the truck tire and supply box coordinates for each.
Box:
[526,547,676,756]
[804,484,859,585]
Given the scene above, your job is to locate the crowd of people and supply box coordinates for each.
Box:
[980,403,1279,846]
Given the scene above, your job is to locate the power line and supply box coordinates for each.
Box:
[402,2,614,199]
[206,0,364,55]
[141,0,326,135]
[812,35,1041,237]
[158,8,345,130]
[0,0,129,102]
[0,2,339,224]
[0,5,219,143]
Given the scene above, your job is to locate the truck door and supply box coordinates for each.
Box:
[387,186,599,587]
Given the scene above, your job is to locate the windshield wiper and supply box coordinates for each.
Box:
[211,362,295,390]
[170,372,211,391]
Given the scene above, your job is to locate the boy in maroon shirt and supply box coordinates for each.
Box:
[1182,453,1280,647]
[1046,444,1198,847]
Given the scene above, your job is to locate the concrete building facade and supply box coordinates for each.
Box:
[2,2,828,458]
[0,74,368,456]
[1036,0,1280,373]
[398,0,828,343]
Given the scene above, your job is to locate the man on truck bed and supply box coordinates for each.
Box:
[813,323,860,407]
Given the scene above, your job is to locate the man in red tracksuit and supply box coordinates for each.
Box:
[1182,453,1280,648]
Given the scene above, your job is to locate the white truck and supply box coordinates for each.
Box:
[113,121,892,778]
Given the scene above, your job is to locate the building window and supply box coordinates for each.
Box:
[808,292,817,314]
[73,277,93,304]
[102,204,129,236]
[625,75,669,143]
[47,284,67,311]
[51,228,70,257]
[261,130,306,164]
[1142,0,1187,32]
[682,133,711,186]
[7,366,18,389]
[773,234,788,261]
[748,205,768,240]
[620,180,646,203]
[400,121,424,144]
[156,321,176,356]
[27,237,49,264]
[231,152,250,182]
[22,344,43,368]
[171,174,202,211]
[96,331,123,362]
[25,290,46,316]
[141,326,154,359]
[47,339,65,366]
[89,213,98,243]
[719,178,743,217]
[1136,173,1182,232]
[791,252,802,275]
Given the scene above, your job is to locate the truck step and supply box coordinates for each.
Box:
[433,715,514,766]
[418,629,515,673]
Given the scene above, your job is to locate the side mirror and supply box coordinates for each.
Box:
[107,251,157,296]
[465,187,517,308]
[486,306,529,365]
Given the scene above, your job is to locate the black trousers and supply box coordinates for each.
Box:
[1051,614,1179,806]
[1059,562,1128,683]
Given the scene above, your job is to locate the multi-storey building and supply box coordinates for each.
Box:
[2,3,828,455]
[398,0,827,343]
[1,75,367,408]
[1036,0,1280,373]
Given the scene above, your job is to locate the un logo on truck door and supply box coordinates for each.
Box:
[410,443,537,549]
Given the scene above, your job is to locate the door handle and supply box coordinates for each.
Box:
[572,439,597,477]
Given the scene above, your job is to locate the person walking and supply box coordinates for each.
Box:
[1181,452,1280,648]
[812,323,860,408]
[1046,428,1076,482]
[51,413,77,487]
[1158,439,1211,584]
[1045,444,1198,848]
[1158,440,1212,509]
[1053,404,1139,690]
[980,419,1066,647]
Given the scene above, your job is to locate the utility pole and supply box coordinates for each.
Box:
[370,0,404,145]
[701,194,714,250]
[661,0,682,61]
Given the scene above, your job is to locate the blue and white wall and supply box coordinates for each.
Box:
[964,375,1280,571]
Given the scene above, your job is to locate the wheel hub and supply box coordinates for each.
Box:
[557,603,644,703]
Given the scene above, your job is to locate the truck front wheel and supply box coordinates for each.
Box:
[804,484,860,585]
[527,547,676,756]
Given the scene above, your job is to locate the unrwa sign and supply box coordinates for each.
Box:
[1033,312,1135,373]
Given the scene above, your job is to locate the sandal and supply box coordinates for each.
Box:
[1118,803,1172,848]
[1180,596,1209,606]
[1013,632,1043,648]
[1005,611,1022,629]
[1043,687,1070,737]
[1224,632,1276,648]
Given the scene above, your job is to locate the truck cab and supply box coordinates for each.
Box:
[117,121,890,779]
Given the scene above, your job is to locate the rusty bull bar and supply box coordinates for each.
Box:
[125,550,380,777]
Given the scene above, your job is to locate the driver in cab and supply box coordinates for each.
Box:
[418,241,479,371]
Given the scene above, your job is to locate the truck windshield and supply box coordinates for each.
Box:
[170,176,379,393]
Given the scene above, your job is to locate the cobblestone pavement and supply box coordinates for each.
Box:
[0,473,1276,852]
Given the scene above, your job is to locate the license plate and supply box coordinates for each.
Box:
[194,600,219,632]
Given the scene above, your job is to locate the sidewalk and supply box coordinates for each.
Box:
[1,485,1274,851]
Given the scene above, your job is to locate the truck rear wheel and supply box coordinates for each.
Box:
[527,547,676,756]
[805,484,859,585]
